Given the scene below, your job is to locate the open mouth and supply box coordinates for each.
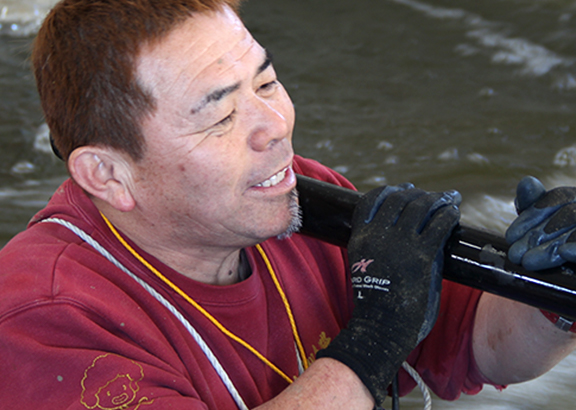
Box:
[255,166,290,188]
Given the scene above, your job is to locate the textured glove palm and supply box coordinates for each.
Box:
[506,176,576,270]
[317,184,461,406]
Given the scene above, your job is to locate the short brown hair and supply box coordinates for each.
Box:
[33,0,242,161]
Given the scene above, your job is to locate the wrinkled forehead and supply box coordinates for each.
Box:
[135,6,253,91]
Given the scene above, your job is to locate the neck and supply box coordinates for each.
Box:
[96,202,248,286]
[207,249,243,286]
[133,233,245,286]
[140,239,245,286]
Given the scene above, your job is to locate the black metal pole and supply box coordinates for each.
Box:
[296,174,576,320]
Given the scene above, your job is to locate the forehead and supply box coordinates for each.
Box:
[136,7,255,96]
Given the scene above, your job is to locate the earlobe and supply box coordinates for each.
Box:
[68,146,136,212]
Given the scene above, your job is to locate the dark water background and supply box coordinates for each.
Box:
[1,0,576,407]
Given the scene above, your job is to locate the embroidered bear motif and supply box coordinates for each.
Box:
[80,354,154,410]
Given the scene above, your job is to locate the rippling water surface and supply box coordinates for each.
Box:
[1,0,575,408]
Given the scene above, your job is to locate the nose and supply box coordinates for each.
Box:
[246,95,293,152]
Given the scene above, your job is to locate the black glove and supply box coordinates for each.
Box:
[317,184,461,406]
[506,176,576,270]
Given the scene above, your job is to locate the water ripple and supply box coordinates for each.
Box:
[390,0,574,77]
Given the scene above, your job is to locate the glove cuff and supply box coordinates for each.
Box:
[316,321,416,407]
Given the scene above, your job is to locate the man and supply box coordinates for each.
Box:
[0,0,574,409]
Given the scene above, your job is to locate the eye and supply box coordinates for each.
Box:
[258,80,279,96]
[214,110,236,127]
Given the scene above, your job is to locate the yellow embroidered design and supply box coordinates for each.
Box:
[81,354,154,410]
[307,332,332,365]
[318,331,332,349]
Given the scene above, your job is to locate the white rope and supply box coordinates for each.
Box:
[402,361,432,410]
[42,218,249,410]
[295,341,305,375]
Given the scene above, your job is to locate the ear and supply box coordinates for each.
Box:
[68,146,136,212]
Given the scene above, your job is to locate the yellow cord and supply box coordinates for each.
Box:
[100,213,307,384]
[255,244,309,372]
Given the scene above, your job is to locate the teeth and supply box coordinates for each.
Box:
[257,167,288,188]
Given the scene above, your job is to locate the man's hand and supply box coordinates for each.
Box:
[506,176,576,270]
[318,184,461,406]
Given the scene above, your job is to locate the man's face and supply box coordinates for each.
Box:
[133,7,297,249]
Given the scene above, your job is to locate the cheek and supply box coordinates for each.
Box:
[137,135,248,213]
[174,158,240,208]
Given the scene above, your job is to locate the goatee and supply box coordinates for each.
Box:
[277,188,302,240]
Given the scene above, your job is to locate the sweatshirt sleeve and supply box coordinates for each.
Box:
[0,300,216,409]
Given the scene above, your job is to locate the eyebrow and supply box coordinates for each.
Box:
[191,82,240,115]
[191,49,274,115]
[257,49,273,75]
